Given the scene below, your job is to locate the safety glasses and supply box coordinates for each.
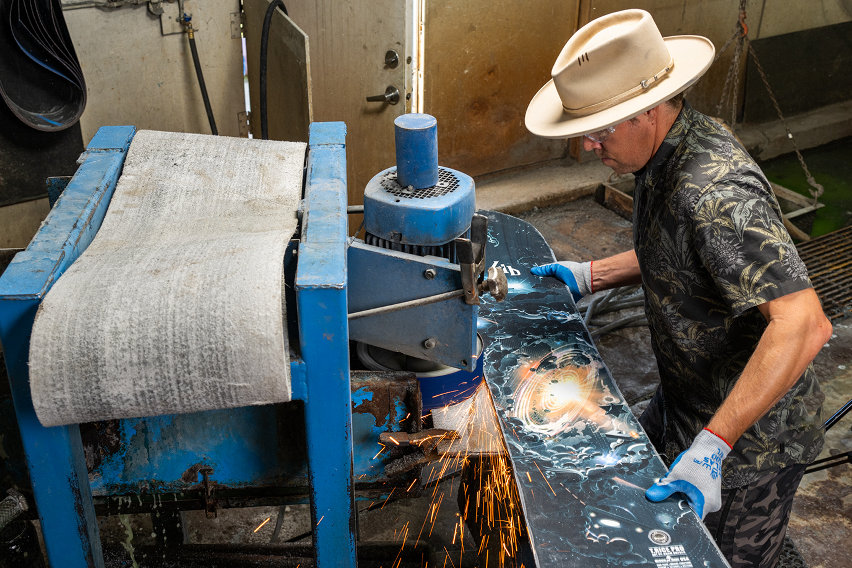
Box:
[584,125,617,144]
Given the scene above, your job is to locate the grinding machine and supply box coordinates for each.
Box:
[0,115,730,568]
[0,116,506,568]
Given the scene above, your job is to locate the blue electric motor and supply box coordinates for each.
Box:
[363,113,475,261]
[359,113,484,413]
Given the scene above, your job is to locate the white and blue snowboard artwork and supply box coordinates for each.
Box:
[479,210,730,568]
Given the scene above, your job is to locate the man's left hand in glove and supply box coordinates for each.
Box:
[645,428,733,520]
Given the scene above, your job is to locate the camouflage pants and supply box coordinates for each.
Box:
[703,464,805,568]
[639,388,806,568]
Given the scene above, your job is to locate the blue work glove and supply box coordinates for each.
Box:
[530,261,592,302]
[645,428,732,520]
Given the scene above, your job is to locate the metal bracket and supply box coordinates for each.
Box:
[347,240,478,371]
[199,467,217,518]
[230,11,242,39]
[455,214,488,305]
[158,1,186,35]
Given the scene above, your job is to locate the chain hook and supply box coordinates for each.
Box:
[738,9,748,37]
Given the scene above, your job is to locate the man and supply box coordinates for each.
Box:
[525,9,832,568]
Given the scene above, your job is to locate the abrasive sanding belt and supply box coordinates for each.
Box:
[0,0,85,130]
[29,130,305,427]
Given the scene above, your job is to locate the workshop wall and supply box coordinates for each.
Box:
[423,0,580,178]
[424,0,852,177]
[0,1,246,248]
[582,0,852,121]
[62,0,246,145]
[2,0,848,248]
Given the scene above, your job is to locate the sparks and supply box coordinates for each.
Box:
[433,389,460,398]
[613,476,644,491]
[534,461,556,496]
[252,516,271,533]
[380,488,396,510]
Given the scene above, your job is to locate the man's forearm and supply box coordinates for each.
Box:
[706,288,832,445]
[591,250,642,291]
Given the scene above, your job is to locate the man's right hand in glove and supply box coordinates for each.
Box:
[530,261,592,302]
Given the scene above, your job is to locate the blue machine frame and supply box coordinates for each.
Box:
[0,124,357,567]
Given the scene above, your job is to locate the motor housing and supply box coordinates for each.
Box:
[363,113,475,262]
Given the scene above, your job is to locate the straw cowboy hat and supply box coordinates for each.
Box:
[525,9,715,139]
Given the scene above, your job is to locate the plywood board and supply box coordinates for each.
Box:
[424,1,578,177]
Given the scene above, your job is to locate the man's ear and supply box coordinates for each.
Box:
[645,106,659,125]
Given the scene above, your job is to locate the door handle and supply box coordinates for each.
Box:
[366,86,400,105]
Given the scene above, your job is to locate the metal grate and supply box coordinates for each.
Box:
[777,536,808,568]
[380,167,460,199]
[797,225,852,320]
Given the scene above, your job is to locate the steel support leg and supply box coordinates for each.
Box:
[298,122,357,568]
[0,126,135,567]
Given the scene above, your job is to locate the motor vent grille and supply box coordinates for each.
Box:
[380,167,460,199]
[364,233,458,261]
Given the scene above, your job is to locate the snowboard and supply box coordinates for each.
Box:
[478,210,730,568]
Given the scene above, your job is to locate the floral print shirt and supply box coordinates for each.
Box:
[633,102,824,487]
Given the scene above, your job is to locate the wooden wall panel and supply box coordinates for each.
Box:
[754,0,852,39]
[423,1,579,177]
[579,0,744,121]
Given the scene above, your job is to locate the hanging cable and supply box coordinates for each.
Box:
[260,1,289,140]
[180,3,218,135]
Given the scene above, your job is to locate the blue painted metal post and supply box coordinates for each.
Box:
[0,126,136,568]
[297,122,357,568]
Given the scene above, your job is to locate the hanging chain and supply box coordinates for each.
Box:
[714,0,824,204]
[714,0,748,124]
[748,50,825,202]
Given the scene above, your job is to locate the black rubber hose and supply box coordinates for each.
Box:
[823,398,852,431]
[188,33,218,135]
[260,1,288,140]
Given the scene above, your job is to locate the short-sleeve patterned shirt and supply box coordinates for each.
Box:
[633,102,824,488]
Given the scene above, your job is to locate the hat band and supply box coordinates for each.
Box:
[561,58,674,117]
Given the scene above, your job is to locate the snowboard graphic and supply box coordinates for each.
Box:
[478,210,729,567]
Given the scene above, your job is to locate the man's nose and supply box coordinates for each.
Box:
[582,136,600,152]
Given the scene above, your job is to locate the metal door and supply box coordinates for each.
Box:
[246,0,415,210]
